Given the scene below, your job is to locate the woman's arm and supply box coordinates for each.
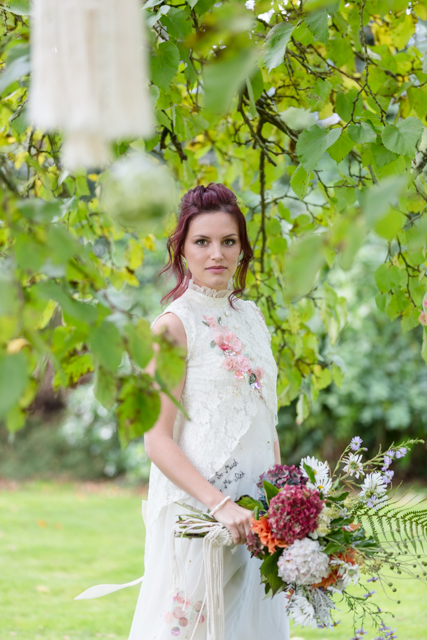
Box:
[144,312,252,544]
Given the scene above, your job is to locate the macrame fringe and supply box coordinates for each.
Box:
[29,0,154,170]
[170,518,234,640]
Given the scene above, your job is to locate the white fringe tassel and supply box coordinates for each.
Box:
[171,519,234,640]
[29,0,154,170]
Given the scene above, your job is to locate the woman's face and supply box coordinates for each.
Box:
[182,211,241,291]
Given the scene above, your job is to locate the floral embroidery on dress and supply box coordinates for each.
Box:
[202,315,264,397]
[164,590,206,636]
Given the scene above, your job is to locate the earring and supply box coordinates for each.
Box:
[181,256,187,267]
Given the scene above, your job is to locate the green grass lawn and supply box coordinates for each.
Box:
[1,481,427,640]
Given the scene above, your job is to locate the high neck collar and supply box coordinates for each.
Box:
[184,276,234,307]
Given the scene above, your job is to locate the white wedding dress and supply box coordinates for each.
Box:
[76,276,290,640]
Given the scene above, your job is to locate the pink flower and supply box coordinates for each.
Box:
[222,356,238,371]
[215,330,242,353]
[254,366,264,381]
[234,355,252,373]
[267,485,324,546]
[419,311,427,327]
[202,315,218,330]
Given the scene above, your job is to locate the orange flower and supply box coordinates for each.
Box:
[251,516,289,554]
[312,572,339,589]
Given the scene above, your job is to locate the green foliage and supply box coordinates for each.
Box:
[0,0,427,445]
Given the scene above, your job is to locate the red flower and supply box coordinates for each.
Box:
[267,485,324,545]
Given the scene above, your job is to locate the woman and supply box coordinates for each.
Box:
[130,183,289,640]
[77,183,290,639]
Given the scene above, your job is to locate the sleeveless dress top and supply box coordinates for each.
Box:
[146,276,279,532]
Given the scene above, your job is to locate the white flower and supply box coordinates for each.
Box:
[342,453,365,479]
[300,456,330,480]
[288,594,317,628]
[277,538,330,586]
[309,505,334,539]
[329,557,360,588]
[307,474,333,496]
[359,472,388,502]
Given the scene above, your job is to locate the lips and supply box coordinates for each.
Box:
[207,267,226,272]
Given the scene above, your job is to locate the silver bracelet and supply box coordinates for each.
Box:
[209,495,231,517]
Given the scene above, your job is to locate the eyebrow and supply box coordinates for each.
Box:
[191,233,239,239]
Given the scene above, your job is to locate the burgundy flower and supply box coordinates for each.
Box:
[267,485,324,545]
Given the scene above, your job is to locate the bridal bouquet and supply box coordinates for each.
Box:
[175,437,427,636]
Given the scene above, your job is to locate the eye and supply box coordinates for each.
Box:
[224,239,236,246]
[195,239,207,246]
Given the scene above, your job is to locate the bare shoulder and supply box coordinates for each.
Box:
[152,312,187,350]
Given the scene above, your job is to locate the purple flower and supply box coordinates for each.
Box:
[385,450,395,459]
[382,470,394,485]
[356,630,367,636]
[363,590,376,597]
[395,447,407,459]
[382,455,393,469]
[367,576,380,582]
[350,436,363,451]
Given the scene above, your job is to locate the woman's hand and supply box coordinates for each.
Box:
[212,500,253,545]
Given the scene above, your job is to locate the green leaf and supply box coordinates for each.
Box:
[374,264,402,293]
[369,142,398,168]
[236,495,264,511]
[296,125,341,172]
[262,480,279,505]
[36,282,98,326]
[348,121,377,144]
[260,550,283,594]
[88,320,123,373]
[263,22,294,72]
[280,107,315,131]
[290,164,310,200]
[4,0,31,15]
[161,7,192,39]
[6,404,26,433]
[204,48,259,113]
[305,10,329,44]
[0,354,29,421]
[358,176,407,228]
[155,334,186,389]
[381,117,423,159]
[327,130,354,163]
[117,377,161,443]
[0,54,30,96]
[303,462,316,484]
[124,319,154,369]
[94,366,117,410]
[150,42,180,92]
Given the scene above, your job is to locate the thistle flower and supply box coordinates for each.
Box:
[342,453,365,479]
[268,485,324,544]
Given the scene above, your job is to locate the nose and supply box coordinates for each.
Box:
[210,242,224,261]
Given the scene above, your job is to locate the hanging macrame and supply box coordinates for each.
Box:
[29,0,154,170]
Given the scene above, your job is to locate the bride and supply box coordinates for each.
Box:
[77,182,290,639]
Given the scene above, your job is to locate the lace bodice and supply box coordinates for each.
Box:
[146,276,278,527]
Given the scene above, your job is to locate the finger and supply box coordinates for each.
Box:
[230,526,241,545]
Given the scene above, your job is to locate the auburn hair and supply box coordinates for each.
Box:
[159,183,253,309]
